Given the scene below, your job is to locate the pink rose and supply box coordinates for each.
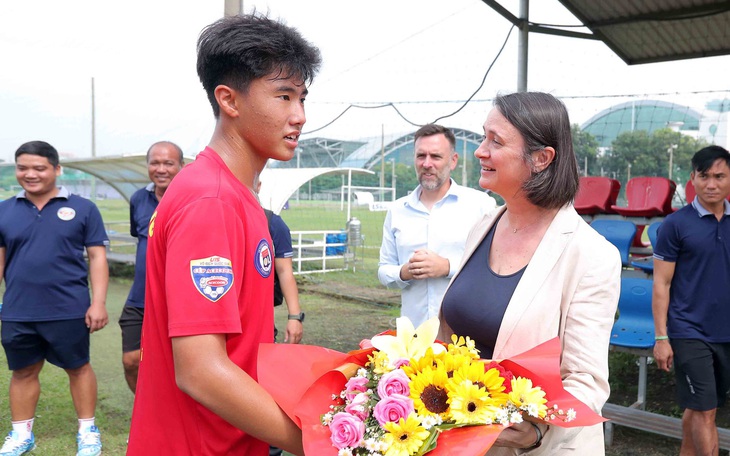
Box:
[377,369,410,398]
[373,394,414,427]
[329,412,365,450]
[345,392,370,421]
[345,376,369,401]
[392,358,410,369]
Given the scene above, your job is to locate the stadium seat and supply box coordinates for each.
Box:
[685,179,696,203]
[610,277,655,409]
[591,219,637,267]
[611,177,676,217]
[574,176,621,215]
[630,221,662,274]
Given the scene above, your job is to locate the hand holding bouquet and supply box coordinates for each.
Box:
[258,317,605,455]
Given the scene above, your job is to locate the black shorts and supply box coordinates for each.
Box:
[119,305,144,353]
[1,319,90,370]
[672,338,730,411]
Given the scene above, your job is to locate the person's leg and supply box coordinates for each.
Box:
[122,350,141,392]
[65,362,98,419]
[673,339,721,456]
[8,361,44,421]
[44,319,98,420]
[119,306,143,393]
[680,408,718,456]
[1,321,47,422]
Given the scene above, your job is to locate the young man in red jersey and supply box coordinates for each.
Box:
[127,13,320,455]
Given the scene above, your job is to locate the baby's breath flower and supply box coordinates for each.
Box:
[566,408,577,421]
[419,414,443,429]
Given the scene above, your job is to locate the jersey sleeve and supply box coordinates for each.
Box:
[164,198,247,337]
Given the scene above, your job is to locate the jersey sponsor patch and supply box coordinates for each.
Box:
[57,207,76,221]
[255,239,273,278]
[190,256,234,302]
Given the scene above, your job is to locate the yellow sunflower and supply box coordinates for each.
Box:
[409,365,451,419]
[382,414,430,456]
[400,346,442,378]
[509,377,548,418]
[439,352,473,380]
[448,380,502,425]
[449,363,508,405]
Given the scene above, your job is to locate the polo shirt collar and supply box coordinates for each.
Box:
[692,198,730,217]
[145,182,155,192]
[16,186,69,200]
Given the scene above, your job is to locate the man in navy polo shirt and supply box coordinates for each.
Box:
[120,141,184,393]
[653,145,730,456]
[0,141,109,456]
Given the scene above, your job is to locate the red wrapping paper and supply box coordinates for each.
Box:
[258,337,605,455]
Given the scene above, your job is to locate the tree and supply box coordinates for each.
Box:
[572,124,600,176]
[601,128,709,187]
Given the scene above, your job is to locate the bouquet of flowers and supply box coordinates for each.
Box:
[257,317,605,456]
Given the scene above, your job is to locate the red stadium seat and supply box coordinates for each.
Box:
[574,176,621,215]
[611,177,676,217]
[685,179,696,203]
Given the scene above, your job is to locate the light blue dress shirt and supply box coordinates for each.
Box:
[378,179,497,327]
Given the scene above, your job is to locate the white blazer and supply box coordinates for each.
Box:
[441,205,621,455]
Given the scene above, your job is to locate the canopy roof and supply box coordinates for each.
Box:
[258,166,374,214]
[60,154,373,213]
[483,0,730,65]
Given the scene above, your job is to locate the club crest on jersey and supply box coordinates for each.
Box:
[190,256,234,302]
[255,239,273,278]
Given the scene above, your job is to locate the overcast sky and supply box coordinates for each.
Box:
[1,0,728,162]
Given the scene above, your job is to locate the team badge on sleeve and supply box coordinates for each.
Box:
[190,256,234,302]
[255,239,273,278]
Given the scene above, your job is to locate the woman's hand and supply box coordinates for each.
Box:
[494,420,543,449]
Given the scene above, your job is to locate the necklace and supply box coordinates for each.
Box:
[508,211,552,233]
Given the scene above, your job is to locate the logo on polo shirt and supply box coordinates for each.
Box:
[190,256,234,302]
[57,207,76,221]
[255,239,273,278]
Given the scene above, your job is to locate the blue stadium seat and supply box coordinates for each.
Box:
[611,278,655,349]
[630,221,662,274]
[610,277,655,409]
[590,219,637,267]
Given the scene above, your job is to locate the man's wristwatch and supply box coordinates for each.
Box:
[288,312,305,323]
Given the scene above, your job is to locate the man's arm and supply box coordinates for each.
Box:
[85,245,109,333]
[0,246,5,288]
[172,334,304,455]
[652,258,676,372]
[377,210,410,288]
[275,257,303,344]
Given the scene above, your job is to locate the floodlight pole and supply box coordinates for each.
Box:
[90,77,97,202]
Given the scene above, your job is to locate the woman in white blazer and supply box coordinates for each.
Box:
[438,92,621,455]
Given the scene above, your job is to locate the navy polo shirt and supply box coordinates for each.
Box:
[125,184,158,308]
[653,199,730,342]
[0,187,109,322]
